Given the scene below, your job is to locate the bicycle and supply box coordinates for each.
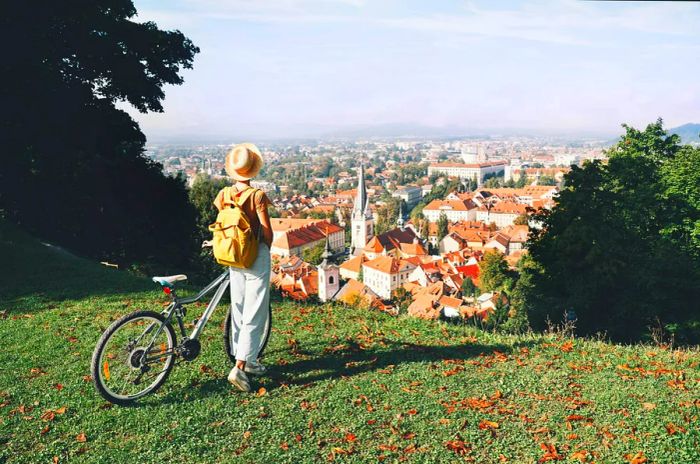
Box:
[90,269,272,406]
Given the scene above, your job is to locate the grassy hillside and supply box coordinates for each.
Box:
[0,221,698,463]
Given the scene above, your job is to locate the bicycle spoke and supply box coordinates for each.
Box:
[98,315,175,401]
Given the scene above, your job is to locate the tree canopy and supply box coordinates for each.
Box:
[525,121,700,343]
[1,1,199,269]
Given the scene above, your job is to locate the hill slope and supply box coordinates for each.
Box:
[0,223,698,463]
[669,123,700,144]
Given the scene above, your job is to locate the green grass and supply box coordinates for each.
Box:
[1,220,698,463]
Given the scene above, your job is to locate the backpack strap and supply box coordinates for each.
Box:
[232,186,258,207]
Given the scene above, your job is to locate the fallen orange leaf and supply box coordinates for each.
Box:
[665,422,687,435]
[571,450,588,462]
[624,452,647,464]
[538,443,563,462]
[76,433,87,443]
[445,439,471,456]
[479,420,499,430]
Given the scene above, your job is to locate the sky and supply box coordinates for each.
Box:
[127,0,700,141]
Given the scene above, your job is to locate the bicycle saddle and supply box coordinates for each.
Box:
[152,275,188,287]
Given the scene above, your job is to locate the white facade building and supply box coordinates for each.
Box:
[427,161,507,186]
[317,239,340,303]
[362,256,416,300]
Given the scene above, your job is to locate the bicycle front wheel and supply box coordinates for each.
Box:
[223,303,272,365]
[91,310,176,406]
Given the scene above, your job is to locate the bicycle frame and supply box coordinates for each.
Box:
[122,270,232,369]
[166,269,231,341]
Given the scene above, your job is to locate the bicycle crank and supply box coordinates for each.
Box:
[179,339,201,361]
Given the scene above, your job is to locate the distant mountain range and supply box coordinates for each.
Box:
[669,123,700,144]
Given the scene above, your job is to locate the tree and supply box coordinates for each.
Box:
[189,175,228,241]
[302,241,326,266]
[513,213,529,226]
[479,250,513,293]
[461,278,479,299]
[538,175,557,186]
[393,287,412,315]
[515,176,529,188]
[526,121,700,343]
[437,213,449,243]
[357,266,364,283]
[1,1,199,269]
[189,175,228,277]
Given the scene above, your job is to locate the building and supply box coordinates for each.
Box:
[338,254,365,281]
[317,238,340,303]
[363,226,423,259]
[422,198,477,223]
[250,180,277,193]
[391,185,422,208]
[427,161,507,185]
[351,162,375,255]
[475,201,528,228]
[483,225,529,255]
[270,218,325,241]
[362,256,417,300]
[334,278,381,307]
[270,220,344,257]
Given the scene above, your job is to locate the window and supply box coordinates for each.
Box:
[329,276,334,284]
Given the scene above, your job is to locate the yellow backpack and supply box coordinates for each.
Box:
[208,186,259,268]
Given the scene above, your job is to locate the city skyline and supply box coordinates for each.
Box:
[127,0,700,141]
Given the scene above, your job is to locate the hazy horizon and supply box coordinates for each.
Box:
[127,0,700,142]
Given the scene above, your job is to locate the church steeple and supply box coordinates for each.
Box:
[396,201,404,230]
[320,229,331,267]
[317,227,339,303]
[352,162,368,219]
[350,159,374,256]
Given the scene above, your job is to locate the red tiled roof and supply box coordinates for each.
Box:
[364,256,403,274]
[423,199,474,212]
[455,264,480,279]
[272,220,343,250]
[439,295,463,309]
[400,242,428,256]
[340,254,367,272]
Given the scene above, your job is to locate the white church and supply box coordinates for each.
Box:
[317,162,375,302]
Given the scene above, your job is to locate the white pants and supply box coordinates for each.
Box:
[228,242,271,363]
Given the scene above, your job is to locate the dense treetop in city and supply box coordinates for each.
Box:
[524,121,700,343]
[0,1,199,270]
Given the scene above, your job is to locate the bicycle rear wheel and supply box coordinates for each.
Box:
[91,310,176,406]
[223,303,272,365]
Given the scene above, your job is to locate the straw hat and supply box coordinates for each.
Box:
[225,143,263,181]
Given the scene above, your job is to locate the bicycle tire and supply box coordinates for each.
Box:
[91,310,177,406]
[223,302,272,365]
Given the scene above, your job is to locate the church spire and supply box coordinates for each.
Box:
[397,201,404,230]
[320,227,331,267]
[352,161,367,219]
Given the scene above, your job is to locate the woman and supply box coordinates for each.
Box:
[213,143,273,392]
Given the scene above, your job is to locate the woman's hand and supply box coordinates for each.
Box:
[201,240,213,248]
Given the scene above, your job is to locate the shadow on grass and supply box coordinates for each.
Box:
[155,338,537,405]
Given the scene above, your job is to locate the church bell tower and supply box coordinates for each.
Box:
[351,161,374,256]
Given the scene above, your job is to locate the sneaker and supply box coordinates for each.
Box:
[244,360,267,376]
[227,367,251,392]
